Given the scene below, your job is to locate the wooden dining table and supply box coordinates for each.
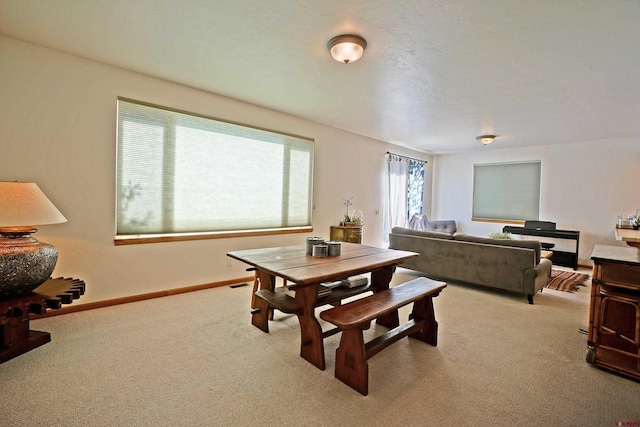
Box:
[227,242,418,370]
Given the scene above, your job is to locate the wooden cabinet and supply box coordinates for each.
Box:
[587,245,640,380]
[330,225,363,244]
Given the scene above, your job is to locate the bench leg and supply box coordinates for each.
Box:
[409,296,439,346]
[251,271,275,333]
[334,329,369,395]
[250,272,275,320]
[251,296,270,333]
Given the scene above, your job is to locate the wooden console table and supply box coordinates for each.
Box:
[0,277,85,363]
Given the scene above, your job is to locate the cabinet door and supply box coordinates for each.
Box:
[344,227,362,244]
[591,285,640,377]
[329,226,344,242]
[330,226,362,244]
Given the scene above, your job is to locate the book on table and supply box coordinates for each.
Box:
[286,281,342,297]
[341,276,368,288]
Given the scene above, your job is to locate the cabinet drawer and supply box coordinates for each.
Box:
[598,262,640,288]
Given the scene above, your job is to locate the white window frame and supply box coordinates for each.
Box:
[472,160,541,223]
[115,98,314,245]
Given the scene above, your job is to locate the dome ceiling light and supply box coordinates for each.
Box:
[476,135,496,145]
[327,34,367,64]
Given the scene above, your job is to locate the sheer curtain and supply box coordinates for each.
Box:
[382,153,408,243]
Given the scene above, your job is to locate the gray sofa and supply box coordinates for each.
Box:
[389,227,553,304]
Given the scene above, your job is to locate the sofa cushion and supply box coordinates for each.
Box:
[454,233,541,263]
[391,227,454,240]
[426,220,457,234]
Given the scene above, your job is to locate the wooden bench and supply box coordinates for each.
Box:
[254,288,302,315]
[319,277,446,395]
[252,282,375,333]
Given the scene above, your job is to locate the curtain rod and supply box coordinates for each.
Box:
[386,151,428,164]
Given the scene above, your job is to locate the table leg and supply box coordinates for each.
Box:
[371,265,400,329]
[251,270,276,333]
[294,283,325,370]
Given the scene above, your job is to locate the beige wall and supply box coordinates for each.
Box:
[6,33,634,305]
[0,36,431,304]
[432,139,640,266]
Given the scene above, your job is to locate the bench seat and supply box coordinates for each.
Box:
[252,283,373,333]
[320,277,446,395]
[254,289,302,314]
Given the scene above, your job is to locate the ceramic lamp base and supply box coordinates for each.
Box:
[0,227,58,297]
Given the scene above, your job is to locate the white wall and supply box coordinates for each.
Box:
[0,36,431,304]
[432,139,640,266]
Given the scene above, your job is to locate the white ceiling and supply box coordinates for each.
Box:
[1,0,640,154]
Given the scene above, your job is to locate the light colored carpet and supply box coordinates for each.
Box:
[1,268,639,426]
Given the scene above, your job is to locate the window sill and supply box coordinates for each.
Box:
[114,226,313,245]
[471,218,525,225]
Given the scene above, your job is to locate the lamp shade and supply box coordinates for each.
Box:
[0,182,67,227]
[327,34,367,64]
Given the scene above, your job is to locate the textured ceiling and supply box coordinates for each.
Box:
[1,0,639,153]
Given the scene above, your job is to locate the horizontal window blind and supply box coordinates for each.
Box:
[116,98,314,238]
[472,161,541,222]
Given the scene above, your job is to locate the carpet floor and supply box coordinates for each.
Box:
[1,267,638,426]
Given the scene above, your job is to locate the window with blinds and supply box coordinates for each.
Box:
[115,98,314,243]
[472,161,541,222]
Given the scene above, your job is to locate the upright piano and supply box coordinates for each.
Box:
[503,221,580,270]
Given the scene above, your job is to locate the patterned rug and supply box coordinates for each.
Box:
[546,269,590,292]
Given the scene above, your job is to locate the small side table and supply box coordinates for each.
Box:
[0,277,85,364]
[330,225,363,244]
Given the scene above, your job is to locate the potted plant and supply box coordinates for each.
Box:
[489,232,512,239]
[341,197,364,227]
[342,213,364,227]
[633,216,640,230]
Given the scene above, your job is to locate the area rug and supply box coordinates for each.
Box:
[546,269,590,292]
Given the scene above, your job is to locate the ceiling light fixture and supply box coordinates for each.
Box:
[327,34,367,64]
[476,135,496,145]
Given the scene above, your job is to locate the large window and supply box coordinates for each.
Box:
[472,161,541,222]
[115,98,314,244]
[407,159,425,217]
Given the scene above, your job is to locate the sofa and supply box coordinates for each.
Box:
[389,227,553,304]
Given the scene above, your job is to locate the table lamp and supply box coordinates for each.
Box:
[0,182,67,296]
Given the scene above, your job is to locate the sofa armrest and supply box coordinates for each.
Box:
[535,258,553,276]
[533,258,553,292]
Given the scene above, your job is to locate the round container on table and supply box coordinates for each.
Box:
[306,237,325,255]
[326,241,341,256]
[312,244,328,258]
